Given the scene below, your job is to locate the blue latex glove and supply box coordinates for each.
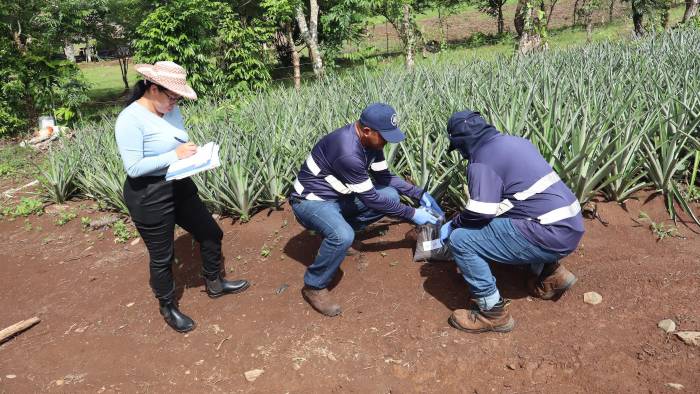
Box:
[439,221,453,243]
[420,192,444,217]
[411,207,438,225]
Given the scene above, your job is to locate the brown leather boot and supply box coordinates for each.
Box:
[448,299,514,333]
[302,286,342,317]
[528,263,577,300]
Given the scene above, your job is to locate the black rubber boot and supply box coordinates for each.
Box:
[159,300,195,333]
[205,275,250,299]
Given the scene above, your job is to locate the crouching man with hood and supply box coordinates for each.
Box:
[440,110,584,333]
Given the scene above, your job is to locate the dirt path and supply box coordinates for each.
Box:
[0,192,698,393]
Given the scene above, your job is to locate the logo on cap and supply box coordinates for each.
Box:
[391,113,398,127]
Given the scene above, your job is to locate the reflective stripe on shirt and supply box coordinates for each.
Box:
[324,175,352,194]
[468,171,578,225]
[466,199,500,215]
[538,200,581,225]
[513,171,560,201]
[303,155,374,196]
[370,161,388,171]
[294,177,325,201]
[306,155,321,176]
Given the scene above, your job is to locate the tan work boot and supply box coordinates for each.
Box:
[302,286,342,317]
[448,299,514,333]
[528,263,577,300]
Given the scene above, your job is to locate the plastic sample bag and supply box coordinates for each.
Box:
[413,214,453,262]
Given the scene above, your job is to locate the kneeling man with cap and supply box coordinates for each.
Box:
[289,103,442,316]
[440,110,584,333]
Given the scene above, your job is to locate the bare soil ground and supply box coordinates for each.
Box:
[367,0,631,50]
[0,183,699,393]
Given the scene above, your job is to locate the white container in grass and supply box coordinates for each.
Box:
[38,116,55,130]
[37,116,57,140]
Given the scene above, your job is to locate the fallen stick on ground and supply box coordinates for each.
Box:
[2,180,39,199]
[65,253,93,262]
[216,335,232,351]
[0,317,41,343]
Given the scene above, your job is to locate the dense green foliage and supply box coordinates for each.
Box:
[133,0,271,97]
[44,30,700,223]
[2,0,694,136]
[0,0,90,135]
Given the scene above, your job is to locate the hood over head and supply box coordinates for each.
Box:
[446,110,499,159]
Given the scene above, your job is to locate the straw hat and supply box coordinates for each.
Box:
[134,61,197,100]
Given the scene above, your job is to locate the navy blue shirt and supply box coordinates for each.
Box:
[291,123,423,220]
[453,133,584,254]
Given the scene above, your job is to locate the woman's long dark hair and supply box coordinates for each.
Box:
[126,80,156,106]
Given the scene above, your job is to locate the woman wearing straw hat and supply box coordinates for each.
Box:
[115,61,249,333]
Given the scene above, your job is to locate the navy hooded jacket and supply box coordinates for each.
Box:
[447,111,584,254]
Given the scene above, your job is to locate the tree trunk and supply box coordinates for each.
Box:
[118,56,129,90]
[632,4,645,36]
[518,32,544,55]
[515,0,528,37]
[438,6,446,44]
[608,0,615,23]
[85,39,93,63]
[683,0,700,22]
[64,41,76,62]
[284,28,300,90]
[294,1,324,78]
[546,0,557,28]
[309,0,319,49]
[13,21,27,54]
[497,5,505,34]
[586,18,593,42]
[517,1,546,54]
[573,0,581,24]
[403,4,415,69]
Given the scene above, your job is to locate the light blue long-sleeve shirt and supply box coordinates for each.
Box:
[115,102,189,178]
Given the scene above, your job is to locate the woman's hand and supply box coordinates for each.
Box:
[175,142,198,159]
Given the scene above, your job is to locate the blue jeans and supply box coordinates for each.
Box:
[448,218,568,309]
[290,186,401,288]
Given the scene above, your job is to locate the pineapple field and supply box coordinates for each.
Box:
[1,30,699,392]
[43,29,700,221]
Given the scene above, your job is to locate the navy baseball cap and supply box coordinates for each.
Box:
[359,103,405,143]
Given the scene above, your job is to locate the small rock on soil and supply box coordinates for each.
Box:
[244,369,264,382]
[583,292,603,305]
[657,319,676,333]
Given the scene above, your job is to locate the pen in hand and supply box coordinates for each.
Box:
[174,137,197,159]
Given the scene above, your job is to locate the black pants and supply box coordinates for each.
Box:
[123,176,223,301]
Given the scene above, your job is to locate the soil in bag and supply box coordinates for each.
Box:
[413,213,453,262]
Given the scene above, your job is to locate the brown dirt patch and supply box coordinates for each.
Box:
[0,192,699,392]
[367,0,632,50]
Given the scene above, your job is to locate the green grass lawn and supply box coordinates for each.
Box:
[79,61,138,119]
[0,143,42,181]
[80,61,138,101]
